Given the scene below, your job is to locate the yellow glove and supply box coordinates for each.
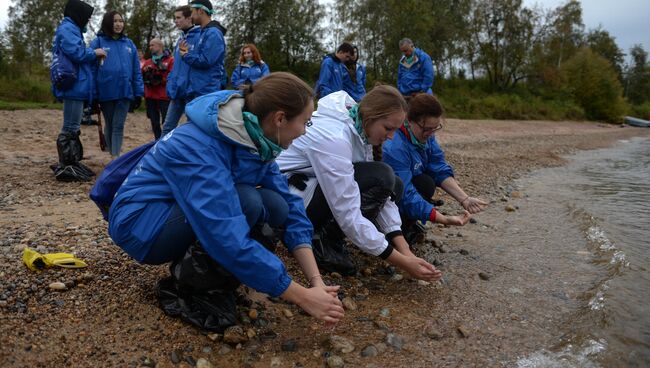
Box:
[22,247,87,271]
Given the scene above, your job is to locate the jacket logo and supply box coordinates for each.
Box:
[414,162,423,171]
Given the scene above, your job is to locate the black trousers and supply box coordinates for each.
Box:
[145,98,170,140]
[401,172,437,226]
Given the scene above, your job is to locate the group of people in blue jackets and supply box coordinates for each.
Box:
[53,0,489,332]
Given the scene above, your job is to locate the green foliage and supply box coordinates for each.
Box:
[586,27,625,80]
[0,73,53,103]
[625,45,650,105]
[628,102,650,120]
[560,48,627,122]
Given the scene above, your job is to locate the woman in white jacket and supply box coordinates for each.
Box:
[276,86,441,281]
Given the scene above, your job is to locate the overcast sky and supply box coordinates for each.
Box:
[1,0,647,61]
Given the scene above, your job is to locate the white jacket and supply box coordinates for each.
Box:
[276,91,402,256]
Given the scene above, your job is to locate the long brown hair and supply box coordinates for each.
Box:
[358,85,407,127]
[242,72,313,120]
[239,44,262,64]
[407,93,444,122]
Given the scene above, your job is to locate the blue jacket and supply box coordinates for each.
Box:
[108,90,313,297]
[315,54,346,98]
[51,17,96,101]
[342,63,366,102]
[397,48,434,95]
[184,21,226,98]
[166,26,201,100]
[230,62,270,88]
[382,126,454,223]
[90,34,144,102]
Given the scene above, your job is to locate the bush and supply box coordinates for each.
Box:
[0,74,53,103]
[628,101,650,120]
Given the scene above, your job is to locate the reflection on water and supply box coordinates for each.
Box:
[516,138,650,367]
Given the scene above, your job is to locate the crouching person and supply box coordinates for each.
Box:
[108,72,343,331]
[276,87,442,282]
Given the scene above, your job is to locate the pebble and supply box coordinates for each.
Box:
[360,344,378,357]
[207,333,221,342]
[170,350,182,364]
[329,335,355,354]
[385,333,405,351]
[201,346,212,353]
[417,280,430,286]
[218,345,232,355]
[195,358,213,368]
[459,249,469,256]
[505,205,516,212]
[374,320,390,332]
[282,308,293,318]
[223,326,247,345]
[48,282,67,291]
[0,300,7,307]
[270,357,282,367]
[248,309,258,320]
[281,339,298,352]
[375,342,388,354]
[246,328,256,339]
[342,297,357,311]
[390,274,403,282]
[379,308,390,317]
[362,268,373,276]
[478,272,490,281]
[510,191,523,198]
[424,326,443,340]
[457,325,470,338]
[326,355,345,368]
[469,218,478,224]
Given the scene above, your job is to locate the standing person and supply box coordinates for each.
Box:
[230,44,270,89]
[108,73,343,330]
[142,38,174,139]
[91,11,144,157]
[342,46,366,102]
[383,94,483,243]
[277,86,443,281]
[314,43,355,99]
[397,38,434,97]
[51,0,106,181]
[160,5,200,137]
[179,0,226,100]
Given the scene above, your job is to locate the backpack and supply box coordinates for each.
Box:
[89,141,156,220]
[50,42,78,91]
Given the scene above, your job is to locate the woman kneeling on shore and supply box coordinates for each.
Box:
[277,87,441,281]
[383,93,486,242]
[108,72,343,330]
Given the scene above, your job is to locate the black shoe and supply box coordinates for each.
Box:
[312,230,357,276]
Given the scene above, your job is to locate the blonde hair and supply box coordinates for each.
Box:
[358,85,407,126]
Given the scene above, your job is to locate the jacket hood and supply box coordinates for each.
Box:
[64,0,94,29]
[314,91,356,127]
[324,53,341,63]
[206,20,227,35]
[185,90,257,151]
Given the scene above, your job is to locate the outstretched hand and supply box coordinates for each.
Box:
[402,256,443,281]
[298,285,344,325]
[437,210,472,226]
[461,196,488,214]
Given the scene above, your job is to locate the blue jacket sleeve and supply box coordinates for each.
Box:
[383,144,435,223]
[231,65,242,88]
[397,64,403,93]
[259,162,313,250]
[420,53,434,92]
[60,30,96,64]
[425,137,454,185]
[159,143,292,297]
[317,58,334,97]
[131,41,144,97]
[183,29,224,69]
[261,63,270,77]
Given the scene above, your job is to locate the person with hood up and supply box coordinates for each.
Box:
[383,94,482,243]
[142,38,174,139]
[397,38,434,96]
[108,72,344,330]
[177,0,226,101]
[276,86,442,282]
[230,44,270,89]
[342,46,366,102]
[51,0,106,182]
[314,43,354,99]
[91,11,144,157]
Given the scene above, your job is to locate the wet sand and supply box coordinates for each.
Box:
[1,109,649,367]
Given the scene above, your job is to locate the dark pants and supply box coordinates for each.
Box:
[305,161,403,231]
[145,99,170,140]
[142,184,289,264]
[401,173,437,226]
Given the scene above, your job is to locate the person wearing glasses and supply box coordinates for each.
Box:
[277,86,442,282]
[108,73,343,331]
[383,93,486,243]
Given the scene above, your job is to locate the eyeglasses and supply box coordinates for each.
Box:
[415,120,443,133]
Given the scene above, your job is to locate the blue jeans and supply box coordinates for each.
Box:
[142,184,289,264]
[61,99,84,134]
[161,98,188,137]
[101,99,130,156]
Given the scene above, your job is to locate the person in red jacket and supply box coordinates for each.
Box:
[142,38,174,139]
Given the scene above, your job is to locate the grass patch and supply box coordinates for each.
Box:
[0,100,61,110]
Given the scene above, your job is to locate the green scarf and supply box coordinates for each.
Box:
[242,111,282,161]
[245,59,255,66]
[348,104,368,144]
[404,120,426,150]
[405,54,415,64]
[152,53,163,66]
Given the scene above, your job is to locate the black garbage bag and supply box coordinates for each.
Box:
[156,242,239,332]
[312,220,357,276]
[52,131,94,182]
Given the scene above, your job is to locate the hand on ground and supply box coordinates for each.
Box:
[462,196,488,214]
[298,285,344,325]
[402,256,443,282]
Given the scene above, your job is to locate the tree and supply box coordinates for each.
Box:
[586,27,624,80]
[625,45,650,104]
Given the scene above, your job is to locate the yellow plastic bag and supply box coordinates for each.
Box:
[22,247,87,271]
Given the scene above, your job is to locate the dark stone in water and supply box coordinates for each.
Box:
[478,272,490,281]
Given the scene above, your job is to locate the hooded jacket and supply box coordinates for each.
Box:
[314,54,347,99]
[276,91,402,257]
[342,63,366,102]
[382,126,454,223]
[184,21,226,97]
[90,33,144,102]
[230,61,270,89]
[166,25,200,100]
[51,15,96,101]
[108,90,313,297]
[397,48,434,95]
[142,52,173,100]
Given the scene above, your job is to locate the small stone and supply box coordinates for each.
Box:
[170,350,182,364]
[330,272,342,279]
[478,272,490,281]
[385,333,405,351]
[48,282,67,291]
[207,333,221,342]
[505,205,516,212]
[374,320,390,332]
[201,346,212,353]
[456,232,463,238]
[282,308,294,318]
[223,326,247,345]
[246,328,256,339]
[342,297,357,311]
[389,274,403,282]
[469,218,477,224]
[362,268,373,276]
[63,280,75,289]
[417,280,430,286]
[248,309,258,320]
[379,308,390,318]
[326,355,345,368]
[0,300,7,308]
[459,249,469,256]
[270,357,282,367]
[195,358,213,368]
[281,339,298,352]
[259,329,277,341]
[375,342,388,353]
[510,191,523,198]
[141,357,156,367]
[424,326,443,340]
[329,335,355,354]
[457,325,470,338]
[218,345,232,355]
[360,345,378,357]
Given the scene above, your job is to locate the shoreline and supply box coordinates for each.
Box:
[1,110,650,367]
